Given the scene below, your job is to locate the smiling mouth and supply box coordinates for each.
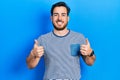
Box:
[57,21,63,25]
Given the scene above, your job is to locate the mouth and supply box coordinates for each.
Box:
[56,21,63,26]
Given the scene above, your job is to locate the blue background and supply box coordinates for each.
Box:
[0,0,120,80]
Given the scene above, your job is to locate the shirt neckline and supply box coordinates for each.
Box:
[52,29,70,38]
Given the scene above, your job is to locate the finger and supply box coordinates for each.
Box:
[86,38,90,45]
[36,52,44,58]
[80,45,87,50]
[80,49,86,53]
[36,49,44,53]
[80,45,86,48]
[36,50,44,56]
[80,50,86,55]
[37,46,44,49]
[37,52,44,57]
[36,47,44,52]
[34,39,39,48]
[34,39,39,45]
[37,47,44,52]
[80,47,87,51]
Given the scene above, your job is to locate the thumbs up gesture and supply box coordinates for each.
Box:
[32,40,44,58]
[80,39,92,56]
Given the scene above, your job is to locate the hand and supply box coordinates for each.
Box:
[80,39,92,56]
[32,39,44,58]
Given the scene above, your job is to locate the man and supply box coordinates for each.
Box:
[26,2,96,80]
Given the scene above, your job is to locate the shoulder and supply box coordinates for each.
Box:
[70,30,86,44]
[38,32,52,39]
[70,30,85,38]
[37,32,52,46]
[37,32,52,43]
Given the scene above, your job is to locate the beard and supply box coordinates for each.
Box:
[52,21,68,31]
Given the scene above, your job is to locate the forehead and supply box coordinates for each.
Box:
[53,6,67,13]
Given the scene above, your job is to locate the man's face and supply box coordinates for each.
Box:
[51,6,69,31]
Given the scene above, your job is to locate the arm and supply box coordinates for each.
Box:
[26,50,41,69]
[26,40,44,69]
[80,39,96,66]
[81,50,96,66]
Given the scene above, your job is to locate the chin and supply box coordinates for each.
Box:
[52,22,67,31]
[54,26,66,31]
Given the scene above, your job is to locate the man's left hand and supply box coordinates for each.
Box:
[80,39,93,56]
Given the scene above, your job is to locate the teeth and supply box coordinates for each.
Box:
[57,22,62,25]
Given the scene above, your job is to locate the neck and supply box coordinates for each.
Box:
[53,28,69,36]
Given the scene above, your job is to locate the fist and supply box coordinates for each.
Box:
[80,39,92,56]
[32,39,44,58]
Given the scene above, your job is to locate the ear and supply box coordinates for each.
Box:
[68,16,70,21]
[50,16,53,21]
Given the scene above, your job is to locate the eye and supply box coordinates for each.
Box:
[62,13,67,16]
[62,14,65,16]
[53,13,58,16]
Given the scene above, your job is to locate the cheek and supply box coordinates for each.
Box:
[64,18,68,23]
[52,18,57,22]
[52,19,56,23]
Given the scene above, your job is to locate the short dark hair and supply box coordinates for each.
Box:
[51,2,70,16]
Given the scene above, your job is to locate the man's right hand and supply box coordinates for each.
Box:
[32,40,44,58]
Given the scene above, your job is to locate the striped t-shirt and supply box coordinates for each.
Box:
[37,30,86,80]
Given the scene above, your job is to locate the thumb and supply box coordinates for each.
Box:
[34,39,39,48]
[86,38,90,45]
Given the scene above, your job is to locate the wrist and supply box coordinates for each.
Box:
[89,50,94,57]
[31,49,41,59]
[30,50,36,59]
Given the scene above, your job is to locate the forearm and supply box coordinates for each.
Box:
[84,55,96,66]
[26,50,41,69]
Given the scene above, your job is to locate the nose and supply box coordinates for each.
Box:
[58,15,62,21]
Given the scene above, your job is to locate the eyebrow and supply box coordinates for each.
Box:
[62,13,67,15]
[53,13,58,15]
[53,13,67,15]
